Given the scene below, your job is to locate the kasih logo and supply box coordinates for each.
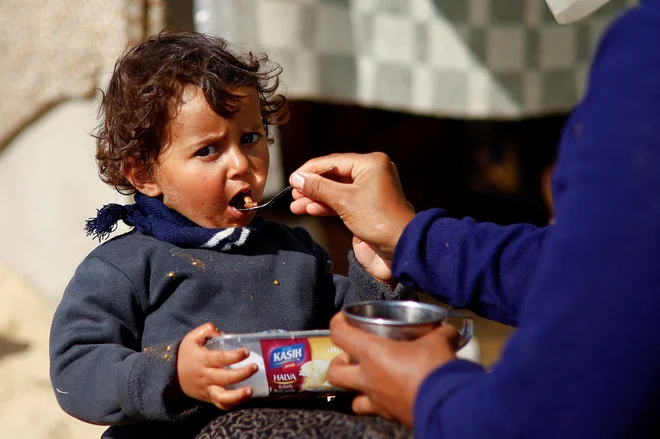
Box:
[269,343,305,368]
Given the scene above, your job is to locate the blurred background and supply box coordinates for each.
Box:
[0,0,636,437]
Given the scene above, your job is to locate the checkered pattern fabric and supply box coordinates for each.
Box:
[194,0,636,119]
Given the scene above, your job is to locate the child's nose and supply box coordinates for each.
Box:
[226,144,250,178]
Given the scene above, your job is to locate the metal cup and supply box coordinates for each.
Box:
[342,300,473,349]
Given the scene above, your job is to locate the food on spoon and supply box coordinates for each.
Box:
[243,195,258,209]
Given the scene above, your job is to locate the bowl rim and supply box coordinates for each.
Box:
[341,300,448,327]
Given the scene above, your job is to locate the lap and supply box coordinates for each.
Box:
[195,407,413,439]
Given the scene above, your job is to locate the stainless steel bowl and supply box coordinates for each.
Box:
[342,300,450,340]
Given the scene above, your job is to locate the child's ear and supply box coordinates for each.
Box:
[124,158,162,197]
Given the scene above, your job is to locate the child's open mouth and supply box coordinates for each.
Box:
[229,189,258,210]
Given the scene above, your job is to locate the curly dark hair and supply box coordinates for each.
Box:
[95,29,289,194]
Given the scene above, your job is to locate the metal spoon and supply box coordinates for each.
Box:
[236,166,336,211]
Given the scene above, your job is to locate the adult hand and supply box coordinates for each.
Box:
[289,152,416,262]
[177,323,258,410]
[327,313,459,426]
[352,236,394,285]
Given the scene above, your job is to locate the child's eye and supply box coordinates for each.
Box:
[196,145,217,157]
[241,132,263,145]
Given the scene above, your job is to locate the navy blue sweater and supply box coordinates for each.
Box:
[50,221,413,439]
[393,1,660,437]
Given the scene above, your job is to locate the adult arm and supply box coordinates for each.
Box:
[393,210,549,326]
[415,4,660,437]
[290,156,548,327]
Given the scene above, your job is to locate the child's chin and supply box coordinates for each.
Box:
[225,207,255,225]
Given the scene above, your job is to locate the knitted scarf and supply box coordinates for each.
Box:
[84,193,262,251]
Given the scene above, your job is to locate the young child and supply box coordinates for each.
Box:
[49,30,414,439]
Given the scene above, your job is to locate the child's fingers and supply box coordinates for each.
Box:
[207,385,253,411]
[207,363,259,387]
[204,347,250,367]
[189,322,222,346]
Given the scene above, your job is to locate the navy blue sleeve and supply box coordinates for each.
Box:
[340,250,416,305]
[49,256,199,424]
[393,209,548,326]
[408,2,660,437]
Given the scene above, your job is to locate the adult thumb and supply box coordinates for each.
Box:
[290,171,346,211]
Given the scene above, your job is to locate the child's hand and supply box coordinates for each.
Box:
[177,323,258,411]
[352,236,394,286]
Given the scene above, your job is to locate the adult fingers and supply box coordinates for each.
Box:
[330,313,373,351]
[289,170,352,212]
[351,394,388,418]
[289,192,337,216]
[292,153,363,179]
[420,323,461,351]
[330,351,352,367]
[327,353,364,391]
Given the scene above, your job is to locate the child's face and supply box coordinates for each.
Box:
[145,85,269,228]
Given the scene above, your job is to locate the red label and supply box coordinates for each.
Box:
[260,338,311,393]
